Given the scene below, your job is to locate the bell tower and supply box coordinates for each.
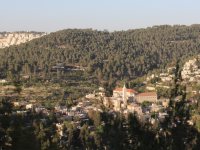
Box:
[122,83,127,108]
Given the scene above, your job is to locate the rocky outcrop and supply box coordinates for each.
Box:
[0,32,46,48]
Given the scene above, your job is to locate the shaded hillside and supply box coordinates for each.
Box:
[1,25,200,82]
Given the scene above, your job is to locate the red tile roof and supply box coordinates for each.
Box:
[113,88,137,94]
[136,92,157,97]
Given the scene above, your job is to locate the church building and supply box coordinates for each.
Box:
[103,84,137,111]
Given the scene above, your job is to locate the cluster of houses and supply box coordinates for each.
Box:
[52,85,170,137]
[11,96,103,135]
[10,82,196,138]
[145,68,175,91]
[145,56,200,94]
[146,67,175,87]
[5,57,200,139]
[54,99,104,137]
[2,56,200,140]
[103,85,168,121]
[103,85,158,111]
[11,100,51,115]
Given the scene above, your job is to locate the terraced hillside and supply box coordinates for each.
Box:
[1,25,200,84]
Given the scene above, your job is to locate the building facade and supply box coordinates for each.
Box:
[103,84,137,110]
[135,92,157,103]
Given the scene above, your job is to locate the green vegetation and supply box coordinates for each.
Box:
[1,25,200,84]
[157,87,171,98]
[0,70,98,107]
[1,98,200,150]
[2,25,200,149]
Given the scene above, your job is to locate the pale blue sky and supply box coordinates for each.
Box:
[0,0,200,32]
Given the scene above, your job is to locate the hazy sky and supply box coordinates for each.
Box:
[1,0,200,32]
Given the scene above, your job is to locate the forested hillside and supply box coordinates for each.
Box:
[1,25,200,82]
[1,25,200,149]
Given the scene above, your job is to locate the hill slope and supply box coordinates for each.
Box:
[0,25,200,82]
[0,31,46,49]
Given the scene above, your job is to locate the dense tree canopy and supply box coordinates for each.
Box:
[1,25,200,83]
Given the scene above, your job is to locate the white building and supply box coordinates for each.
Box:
[26,104,33,109]
[103,84,137,110]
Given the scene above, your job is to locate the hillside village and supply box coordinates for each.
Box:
[145,56,200,96]
[2,0,200,147]
[7,84,169,138]
[0,32,46,48]
[1,56,200,138]
[1,54,200,148]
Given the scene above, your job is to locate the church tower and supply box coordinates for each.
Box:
[122,83,127,108]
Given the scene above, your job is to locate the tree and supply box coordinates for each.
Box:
[79,124,91,148]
